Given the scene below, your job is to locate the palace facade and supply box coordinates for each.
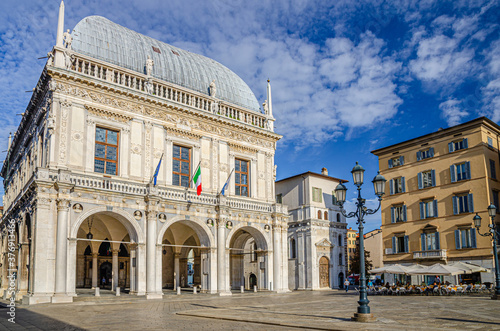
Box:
[275,168,348,290]
[0,2,289,304]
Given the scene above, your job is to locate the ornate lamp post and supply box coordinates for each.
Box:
[473,203,500,299]
[335,162,386,322]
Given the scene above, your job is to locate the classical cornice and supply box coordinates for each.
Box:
[85,105,134,123]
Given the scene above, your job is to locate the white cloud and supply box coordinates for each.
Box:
[439,99,469,126]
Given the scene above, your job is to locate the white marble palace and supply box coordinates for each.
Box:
[0,2,289,304]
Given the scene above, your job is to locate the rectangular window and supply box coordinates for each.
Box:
[276,194,282,204]
[391,205,407,223]
[418,170,435,189]
[420,200,438,219]
[455,228,477,249]
[452,194,474,214]
[488,137,493,147]
[450,162,471,182]
[172,145,191,187]
[448,138,468,152]
[94,127,119,175]
[417,148,434,161]
[312,187,322,202]
[392,235,409,253]
[388,156,404,168]
[490,159,496,179]
[421,232,440,251]
[235,159,249,197]
[390,177,405,195]
[493,191,499,211]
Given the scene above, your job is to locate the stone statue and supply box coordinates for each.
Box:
[209,79,217,98]
[63,29,72,49]
[145,78,153,95]
[47,52,54,66]
[146,55,154,76]
[64,50,74,70]
[263,99,268,114]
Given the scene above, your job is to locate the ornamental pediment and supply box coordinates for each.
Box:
[315,238,332,248]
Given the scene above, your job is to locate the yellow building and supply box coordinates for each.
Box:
[346,227,357,273]
[371,117,500,284]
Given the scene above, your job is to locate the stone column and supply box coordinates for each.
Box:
[52,199,72,302]
[146,211,161,299]
[272,223,281,292]
[92,253,98,288]
[129,244,137,294]
[112,249,119,291]
[217,220,230,295]
[281,225,289,292]
[174,252,180,289]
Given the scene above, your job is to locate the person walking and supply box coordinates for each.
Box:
[344,278,350,292]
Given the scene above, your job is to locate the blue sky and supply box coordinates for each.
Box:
[1,0,499,232]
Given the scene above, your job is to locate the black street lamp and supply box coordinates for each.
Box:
[473,203,500,299]
[335,162,386,322]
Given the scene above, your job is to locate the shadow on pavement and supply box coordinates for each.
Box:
[436,317,500,326]
[0,305,84,331]
[188,303,351,322]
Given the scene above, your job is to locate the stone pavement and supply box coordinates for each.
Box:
[0,290,499,330]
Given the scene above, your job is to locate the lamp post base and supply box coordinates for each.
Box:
[351,313,376,322]
[492,293,498,300]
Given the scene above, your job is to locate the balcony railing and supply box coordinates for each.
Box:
[413,249,447,260]
[65,53,269,130]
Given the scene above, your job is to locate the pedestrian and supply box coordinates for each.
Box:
[367,279,373,288]
[344,278,350,292]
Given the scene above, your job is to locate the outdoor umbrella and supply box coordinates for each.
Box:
[369,264,411,274]
[448,261,490,273]
[407,263,464,276]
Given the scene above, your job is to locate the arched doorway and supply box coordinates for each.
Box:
[159,220,212,292]
[249,274,257,289]
[228,226,269,291]
[100,262,112,288]
[338,272,344,289]
[319,256,330,288]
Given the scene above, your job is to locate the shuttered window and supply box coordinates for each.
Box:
[312,187,322,202]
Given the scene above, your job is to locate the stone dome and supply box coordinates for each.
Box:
[72,16,261,112]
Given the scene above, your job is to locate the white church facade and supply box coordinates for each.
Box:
[0,2,289,304]
[275,168,348,290]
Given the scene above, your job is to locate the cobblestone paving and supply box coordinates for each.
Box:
[0,290,499,330]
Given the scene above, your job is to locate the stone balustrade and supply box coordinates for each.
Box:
[413,249,447,260]
[69,53,269,130]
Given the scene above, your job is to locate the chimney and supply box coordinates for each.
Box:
[321,167,328,176]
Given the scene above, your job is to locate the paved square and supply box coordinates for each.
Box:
[1,290,499,330]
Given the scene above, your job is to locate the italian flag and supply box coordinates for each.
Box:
[192,164,202,195]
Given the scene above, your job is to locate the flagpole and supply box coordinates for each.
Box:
[150,153,164,185]
[220,168,234,195]
[188,161,201,190]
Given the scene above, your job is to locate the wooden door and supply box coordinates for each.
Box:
[319,256,330,288]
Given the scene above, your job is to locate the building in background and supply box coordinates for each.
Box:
[364,229,383,269]
[372,117,500,284]
[0,3,289,304]
[346,227,357,274]
[276,168,348,289]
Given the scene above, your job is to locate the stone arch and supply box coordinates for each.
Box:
[225,223,270,251]
[70,207,145,244]
[156,216,215,247]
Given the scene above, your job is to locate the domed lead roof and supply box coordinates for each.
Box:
[72,16,261,112]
